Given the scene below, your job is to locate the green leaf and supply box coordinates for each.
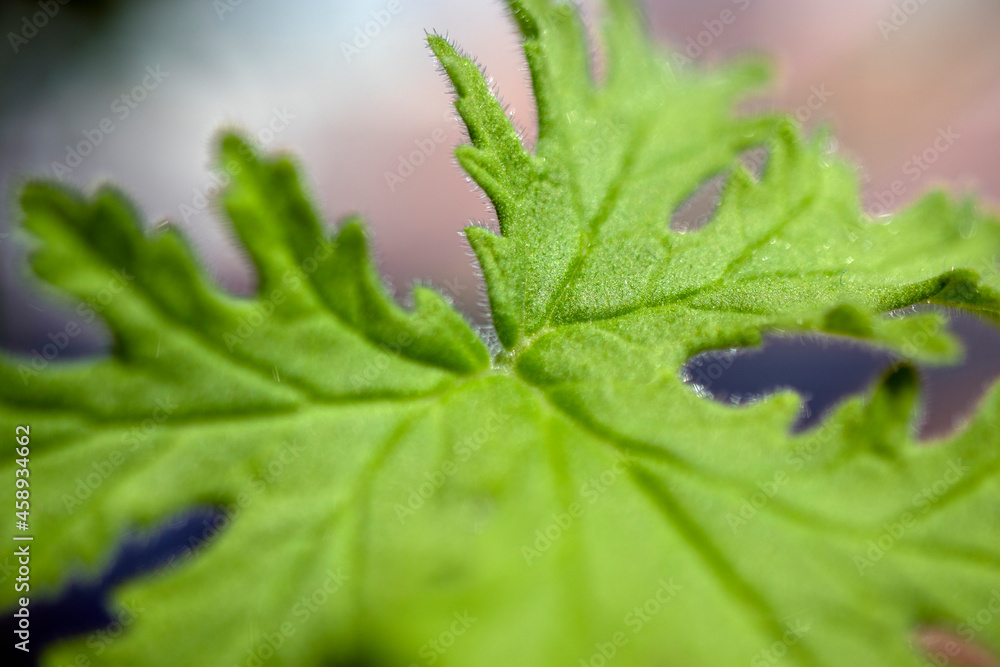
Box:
[4,1,1000,665]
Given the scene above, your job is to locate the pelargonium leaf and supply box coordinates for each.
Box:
[3,1,999,666]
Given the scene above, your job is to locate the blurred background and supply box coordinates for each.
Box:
[1,0,999,664]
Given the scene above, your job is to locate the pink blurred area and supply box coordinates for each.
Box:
[645,0,1000,210]
[3,0,999,320]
